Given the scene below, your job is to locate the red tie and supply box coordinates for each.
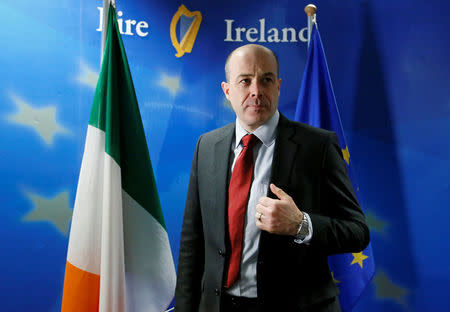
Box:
[226,134,259,288]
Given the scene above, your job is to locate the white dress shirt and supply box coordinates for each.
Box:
[227,111,312,298]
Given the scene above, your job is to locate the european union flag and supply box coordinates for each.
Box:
[295,23,375,311]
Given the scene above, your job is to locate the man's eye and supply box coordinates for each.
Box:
[240,79,250,84]
[263,77,273,83]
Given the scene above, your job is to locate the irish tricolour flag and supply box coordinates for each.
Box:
[61,4,175,312]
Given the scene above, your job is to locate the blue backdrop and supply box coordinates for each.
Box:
[1,0,449,311]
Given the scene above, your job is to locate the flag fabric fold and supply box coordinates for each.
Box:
[62,3,176,312]
[295,22,375,311]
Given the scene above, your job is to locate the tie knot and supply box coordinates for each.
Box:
[241,134,259,149]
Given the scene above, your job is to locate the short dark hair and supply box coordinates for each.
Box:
[224,45,279,82]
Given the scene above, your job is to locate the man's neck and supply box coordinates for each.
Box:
[236,111,279,133]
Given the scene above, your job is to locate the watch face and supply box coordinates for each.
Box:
[299,220,309,236]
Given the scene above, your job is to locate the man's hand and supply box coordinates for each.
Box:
[255,183,303,235]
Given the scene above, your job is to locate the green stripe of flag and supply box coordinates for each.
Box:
[88,5,166,229]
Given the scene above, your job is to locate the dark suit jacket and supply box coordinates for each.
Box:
[175,114,370,312]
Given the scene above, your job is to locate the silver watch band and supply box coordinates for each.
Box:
[295,213,309,240]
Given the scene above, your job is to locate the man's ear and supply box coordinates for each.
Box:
[221,81,230,99]
[277,78,282,96]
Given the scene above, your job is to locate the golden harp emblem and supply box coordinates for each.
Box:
[170,5,202,58]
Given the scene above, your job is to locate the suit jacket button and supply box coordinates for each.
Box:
[214,288,220,296]
[218,249,225,257]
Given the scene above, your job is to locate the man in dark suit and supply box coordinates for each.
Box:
[175,44,369,312]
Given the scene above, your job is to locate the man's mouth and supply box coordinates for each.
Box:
[246,101,266,108]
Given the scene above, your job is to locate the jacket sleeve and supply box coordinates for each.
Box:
[174,136,205,312]
[309,133,370,255]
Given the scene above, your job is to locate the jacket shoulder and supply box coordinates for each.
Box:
[197,123,235,147]
[280,115,337,144]
[294,121,334,136]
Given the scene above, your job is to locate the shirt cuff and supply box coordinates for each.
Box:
[293,212,313,245]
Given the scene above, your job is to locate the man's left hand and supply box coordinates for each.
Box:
[255,183,303,235]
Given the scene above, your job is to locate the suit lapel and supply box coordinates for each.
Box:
[269,114,300,197]
[212,124,235,242]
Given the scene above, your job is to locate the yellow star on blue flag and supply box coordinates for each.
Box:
[342,146,350,165]
[351,252,369,268]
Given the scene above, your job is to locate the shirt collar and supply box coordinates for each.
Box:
[235,110,279,148]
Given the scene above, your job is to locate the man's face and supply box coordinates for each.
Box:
[222,46,281,132]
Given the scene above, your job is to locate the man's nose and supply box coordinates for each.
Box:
[249,81,262,98]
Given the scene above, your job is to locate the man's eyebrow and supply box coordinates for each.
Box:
[235,72,276,80]
[236,73,253,79]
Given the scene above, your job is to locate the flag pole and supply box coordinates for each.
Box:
[304,4,317,49]
[101,0,116,64]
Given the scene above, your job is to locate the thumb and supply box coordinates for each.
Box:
[270,183,288,200]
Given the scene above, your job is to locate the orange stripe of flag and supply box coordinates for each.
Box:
[61,261,100,312]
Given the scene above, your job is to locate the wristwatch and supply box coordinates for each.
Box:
[295,213,309,241]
